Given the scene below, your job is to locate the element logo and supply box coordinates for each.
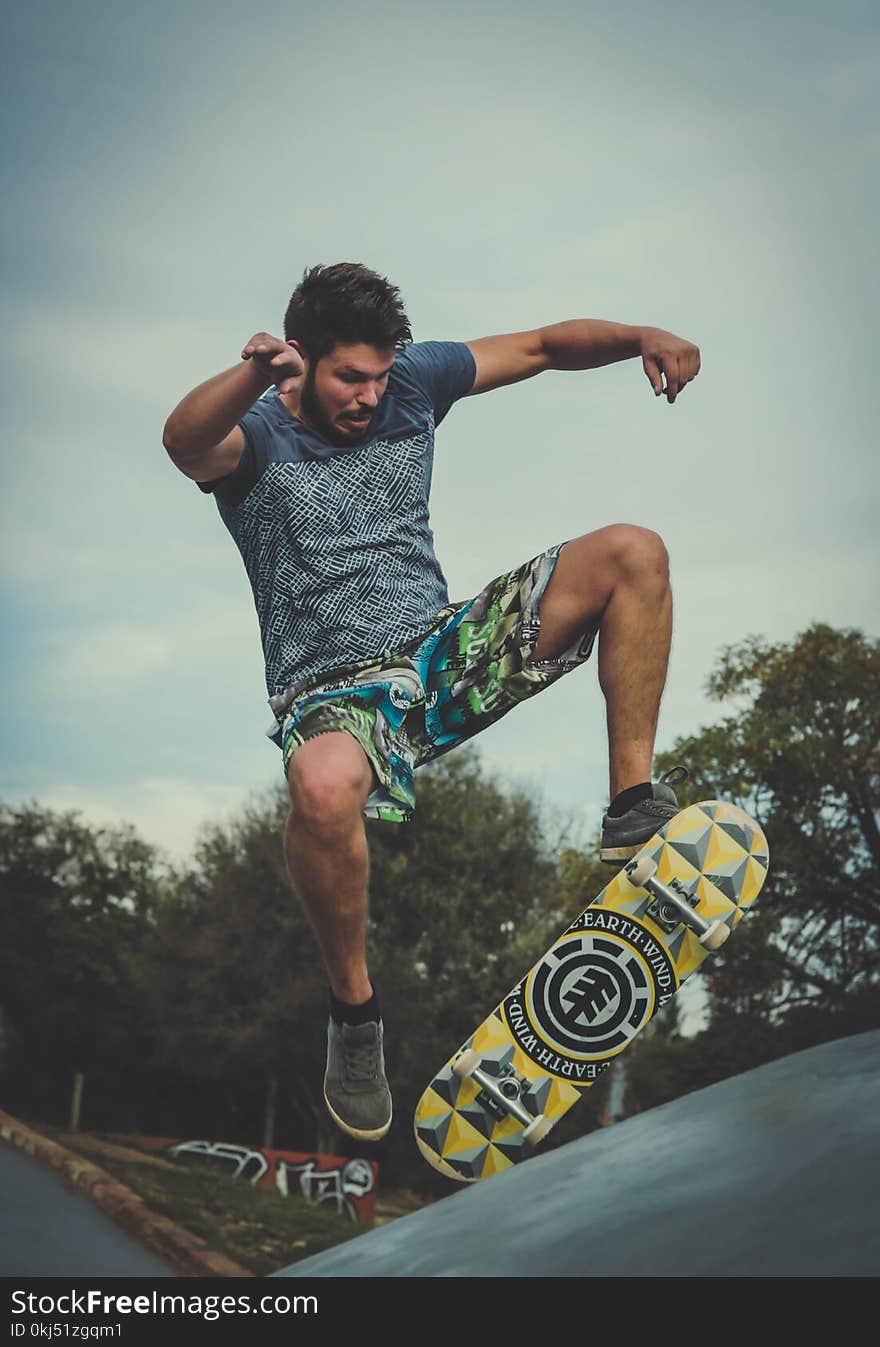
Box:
[504,912,677,1074]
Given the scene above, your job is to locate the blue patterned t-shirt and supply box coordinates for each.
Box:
[198,340,476,698]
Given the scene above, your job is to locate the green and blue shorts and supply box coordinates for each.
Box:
[268,544,597,822]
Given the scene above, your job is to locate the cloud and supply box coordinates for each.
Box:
[35,600,259,698]
[61,623,174,687]
[37,774,253,863]
[0,300,238,404]
[0,524,235,592]
[819,36,880,107]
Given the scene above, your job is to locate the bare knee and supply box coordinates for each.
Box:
[606,523,669,587]
[287,734,374,837]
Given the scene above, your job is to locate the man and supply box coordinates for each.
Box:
[163,262,700,1143]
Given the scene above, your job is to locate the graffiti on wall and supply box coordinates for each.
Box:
[133,1137,378,1223]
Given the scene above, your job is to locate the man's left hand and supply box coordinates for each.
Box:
[640,328,701,404]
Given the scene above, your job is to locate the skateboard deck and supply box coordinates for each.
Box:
[414,799,769,1182]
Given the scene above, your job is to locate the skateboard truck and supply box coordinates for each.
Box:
[452,1051,553,1145]
[625,856,730,950]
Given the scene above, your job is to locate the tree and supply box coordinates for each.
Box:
[144,785,329,1145]
[655,624,880,1039]
[0,803,164,1126]
[143,749,575,1182]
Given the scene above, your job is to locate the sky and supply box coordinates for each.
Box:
[2,0,878,880]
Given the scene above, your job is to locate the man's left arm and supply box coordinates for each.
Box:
[465,320,700,404]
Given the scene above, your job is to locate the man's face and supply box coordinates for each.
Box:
[299,342,396,446]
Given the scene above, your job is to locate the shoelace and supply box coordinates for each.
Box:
[343,1037,380,1082]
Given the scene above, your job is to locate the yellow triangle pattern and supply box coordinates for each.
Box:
[656,841,701,885]
[601,870,629,906]
[741,855,768,908]
[675,932,705,980]
[695,874,729,919]
[663,805,712,843]
[415,800,769,1180]
[545,1076,582,1114]
[473,1015,511,1055]
[442,1109,490,1157]
[750,829,768,858]
[703,824,750,873]
[418,1085,452,1122]
[480,1146,514,1178]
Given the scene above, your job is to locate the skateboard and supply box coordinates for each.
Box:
[414,799,769,1182]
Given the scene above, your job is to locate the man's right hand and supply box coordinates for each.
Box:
[164,335,303,477]
[241,333,306,394]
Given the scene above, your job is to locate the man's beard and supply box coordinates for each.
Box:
[299,366,368,447]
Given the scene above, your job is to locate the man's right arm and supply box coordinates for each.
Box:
[162,333,304,482]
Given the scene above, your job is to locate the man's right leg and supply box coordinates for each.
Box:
[285,732,374,1004]
[284,731,392,1141]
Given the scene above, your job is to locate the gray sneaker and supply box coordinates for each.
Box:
[323,1018,393,1141]
[600,768,688,864]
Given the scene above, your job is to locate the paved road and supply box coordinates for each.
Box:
[274,1030,880,1278]
[0,1142,174,1277]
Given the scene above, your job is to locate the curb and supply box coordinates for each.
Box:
[0,1110,253,1278]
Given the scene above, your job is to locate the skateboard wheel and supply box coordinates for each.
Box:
[626,856,658,888]
[700,921,730,950]
[522,1114,552,1146]
[452,1049,481,1080]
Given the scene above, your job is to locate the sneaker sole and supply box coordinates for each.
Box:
[323,1088,393,1142]
[600,842,642,864]
[601,807,682,864]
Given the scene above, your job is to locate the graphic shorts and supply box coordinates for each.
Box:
[267,543,598,823]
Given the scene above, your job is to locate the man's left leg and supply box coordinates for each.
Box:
[529,523,682,859]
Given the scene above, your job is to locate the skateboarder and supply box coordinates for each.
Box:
[163,262,700,1142]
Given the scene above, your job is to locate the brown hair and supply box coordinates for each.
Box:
[283,262,412,359]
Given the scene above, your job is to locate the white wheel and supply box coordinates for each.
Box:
[700,921,730,951]
[522,1114,553,1147]
[626,856,658,888]
[452,1049,481,1080]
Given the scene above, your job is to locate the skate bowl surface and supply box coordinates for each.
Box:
[272,1030,880,1277]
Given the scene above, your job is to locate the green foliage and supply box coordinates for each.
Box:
[369,752,557,1002]
[0,803,165,1124]
[37,1126,364,1276]
[554,847,614,924]
[656,622,879,1042]
[133,750,575,1180]
[144,785,329,1145]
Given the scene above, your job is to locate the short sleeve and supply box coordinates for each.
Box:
[196,402,272,506]
[389,341,476,426]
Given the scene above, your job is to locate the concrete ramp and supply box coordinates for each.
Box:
[273,1030,880,1277]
